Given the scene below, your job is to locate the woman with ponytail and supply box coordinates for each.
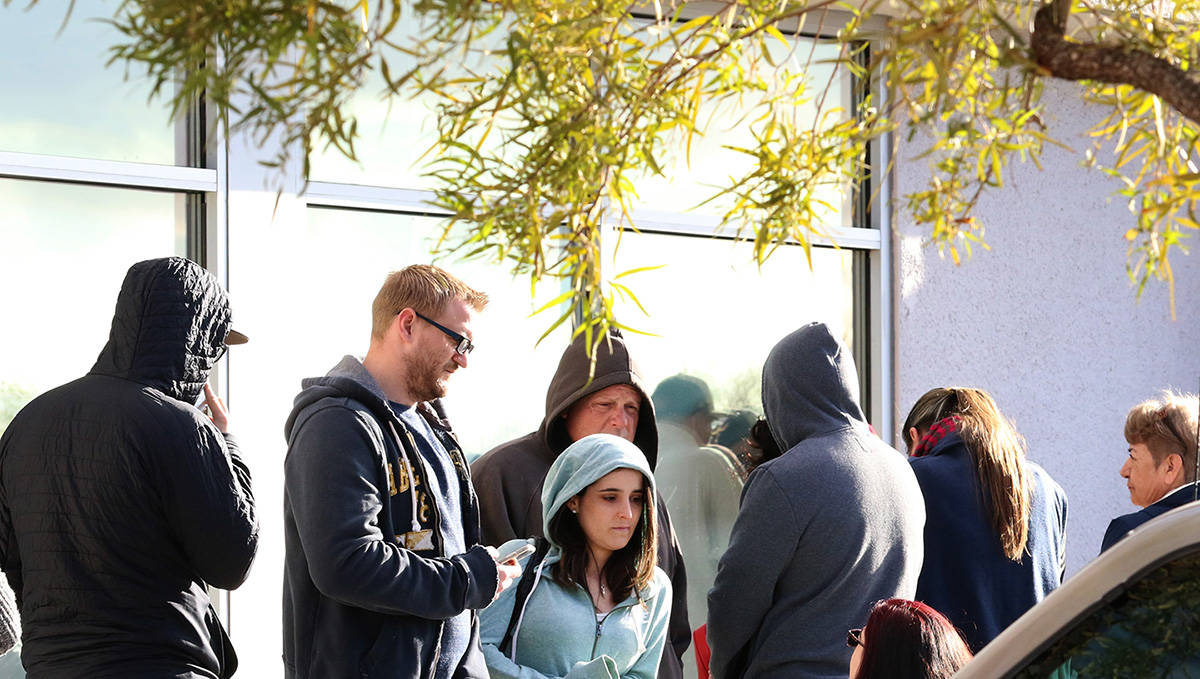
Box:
[903,387,1067,652]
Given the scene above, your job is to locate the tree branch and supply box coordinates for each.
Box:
[1031,0,1200,124]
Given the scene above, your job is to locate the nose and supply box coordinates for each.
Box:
[1120,459,1131,478]
[452,351,468,369]
[616,500,633,519]
[610,410,633,432]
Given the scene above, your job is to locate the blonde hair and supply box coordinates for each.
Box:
[370,265,488,340]
[903,387,1032,561]
[1124,391,1198,482]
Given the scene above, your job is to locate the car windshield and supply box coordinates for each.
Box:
[1016,551,1200,678]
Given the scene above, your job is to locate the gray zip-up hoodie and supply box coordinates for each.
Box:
[706,322,925,679]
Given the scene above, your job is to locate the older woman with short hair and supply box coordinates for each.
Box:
[1101,391,1200,552]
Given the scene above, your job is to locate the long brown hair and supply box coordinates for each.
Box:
[546,474,658,602]
[903,387,1031,561]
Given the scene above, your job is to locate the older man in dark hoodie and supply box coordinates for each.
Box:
[0,257,257,678]
[471,329,692,679]
[707,322,925,679]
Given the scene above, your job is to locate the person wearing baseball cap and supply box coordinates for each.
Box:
[0,256,258,677]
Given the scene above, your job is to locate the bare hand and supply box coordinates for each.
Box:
[487,546,525,601]
[200,383,230,433]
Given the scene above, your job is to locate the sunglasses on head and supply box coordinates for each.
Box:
[847,628,863,648]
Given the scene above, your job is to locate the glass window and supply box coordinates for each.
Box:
[308,16,855,235]
[0,646,22,678]
[1015,551,1200,678]
[0,178,184,435]
[307,65,442,190]
[611,230,854,413]
[0,0,177,165]
[627,37,852,224]
[608,228,854,664]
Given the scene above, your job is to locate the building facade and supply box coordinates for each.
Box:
[2,3,1196,676]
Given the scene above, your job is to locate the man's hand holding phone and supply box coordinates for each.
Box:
[487,540,533,601]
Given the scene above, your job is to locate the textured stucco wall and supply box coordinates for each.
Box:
[893,81,1200,577]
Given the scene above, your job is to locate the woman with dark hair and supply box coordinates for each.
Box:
[903,387,1067,651]
[848,599,972,679]
[480,433,671,679]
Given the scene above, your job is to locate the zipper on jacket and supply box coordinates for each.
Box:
[587,595,640,659]
[388,422,446,674]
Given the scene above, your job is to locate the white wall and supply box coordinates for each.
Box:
[893,80,1200,576]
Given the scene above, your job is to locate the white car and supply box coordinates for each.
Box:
[955,500,1200,678]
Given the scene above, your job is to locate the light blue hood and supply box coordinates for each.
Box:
[541,434,656,547]
[482,432,671,679]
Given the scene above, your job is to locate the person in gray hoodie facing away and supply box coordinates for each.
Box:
[707,322,925,679]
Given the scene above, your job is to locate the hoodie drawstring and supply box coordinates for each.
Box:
[387,421,422,533]
[509,558,548,662]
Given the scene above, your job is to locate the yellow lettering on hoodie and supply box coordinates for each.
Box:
[386,463,398,496]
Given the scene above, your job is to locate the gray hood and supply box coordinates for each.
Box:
[540,433,656,548]
[761,322,865,452]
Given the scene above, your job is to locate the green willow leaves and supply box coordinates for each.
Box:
[17,0,1196,337]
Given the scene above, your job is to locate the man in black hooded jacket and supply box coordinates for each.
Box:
[0,257,258,678]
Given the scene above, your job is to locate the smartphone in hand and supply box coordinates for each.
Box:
[497,541,535,564]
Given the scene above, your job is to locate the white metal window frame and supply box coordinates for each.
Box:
[0,151,215,192]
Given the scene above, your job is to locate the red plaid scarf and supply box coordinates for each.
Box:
[910,415,960,458]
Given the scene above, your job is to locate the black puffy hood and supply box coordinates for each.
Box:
[761,322,865,452]
[90,257,234,405]
[538,329,659,468]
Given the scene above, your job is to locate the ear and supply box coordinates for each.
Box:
[1165,453,1184,477]
[393,308,417,340]
[566,498,579,513]
[907,427,920,450]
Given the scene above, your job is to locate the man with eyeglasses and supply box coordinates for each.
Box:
[282,264,522,679]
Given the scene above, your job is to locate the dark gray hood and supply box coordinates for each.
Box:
[761,322,865,452]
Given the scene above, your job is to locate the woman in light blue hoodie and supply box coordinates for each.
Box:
[481,433,672,679]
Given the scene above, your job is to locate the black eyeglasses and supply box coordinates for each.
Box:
[846,628,863,648]
[413,311,475,356]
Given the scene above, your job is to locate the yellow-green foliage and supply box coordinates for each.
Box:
[13,0,1197,335]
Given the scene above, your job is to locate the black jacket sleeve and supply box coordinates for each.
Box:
[157,419,259,590]
[286,406,498,618]
[656,493,691,679]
